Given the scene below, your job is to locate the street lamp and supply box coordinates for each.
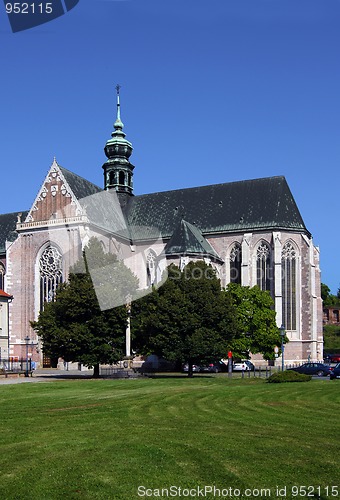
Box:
[280,324,285,372]
[24,335,30,377]
[125,294,132,358]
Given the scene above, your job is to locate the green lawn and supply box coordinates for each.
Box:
[0,376,338,499]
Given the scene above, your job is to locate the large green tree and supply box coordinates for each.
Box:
[224,283,284,360]
[31,238,139,376]
[133,262,283,374]
[132,261,238,376]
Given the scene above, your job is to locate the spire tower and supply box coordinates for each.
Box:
[102,85,134,198]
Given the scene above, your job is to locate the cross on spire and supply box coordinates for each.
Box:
[115,84,121,123]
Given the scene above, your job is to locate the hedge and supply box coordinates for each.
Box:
[267,370,312,383]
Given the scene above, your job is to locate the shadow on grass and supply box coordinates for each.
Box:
[35,374,95,380]
[142,373,220,379]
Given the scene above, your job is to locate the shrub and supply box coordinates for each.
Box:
[267,370,311,383]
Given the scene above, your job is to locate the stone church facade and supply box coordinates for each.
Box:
[0,92,323,367]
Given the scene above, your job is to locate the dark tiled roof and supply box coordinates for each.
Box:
[60,167,102,200]
[78,190,131,240]
[164,220,223,262]
[0,211,28,254]
[0,176,309,254]
[125,176,308,241]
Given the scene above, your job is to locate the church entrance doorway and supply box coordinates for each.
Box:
[42,353,58,368]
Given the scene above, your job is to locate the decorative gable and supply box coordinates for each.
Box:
[25,158,83,223]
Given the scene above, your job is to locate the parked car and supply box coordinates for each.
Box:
[182,363,201,373]
[140,355,176,373]
[233,360,255,372]
[200,360,229,373]
[287,362,332,377]
[330,363,340,380]
[324,354,340,363]
[183,360,229,373]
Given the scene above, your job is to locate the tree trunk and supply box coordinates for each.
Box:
[188,361,193,378]
[93,363,100,378]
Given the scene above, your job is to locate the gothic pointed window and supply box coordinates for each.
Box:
[146,250,157,286]
[256,241,271,291]
[281,242,297,330]
[230,244,241,284]
[39,245,63,310]
[0,263,5,290]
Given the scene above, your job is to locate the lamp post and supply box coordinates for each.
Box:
[24,335,30,377]
[280,324,285,372]
[125,294,132,358]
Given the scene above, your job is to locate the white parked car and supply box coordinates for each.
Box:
[233,360,255,372]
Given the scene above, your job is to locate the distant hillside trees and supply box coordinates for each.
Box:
[321,283,340,307]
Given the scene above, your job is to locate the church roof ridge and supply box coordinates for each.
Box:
[125,175,309,240]
[0,209,28,217]
[133,175,287,199]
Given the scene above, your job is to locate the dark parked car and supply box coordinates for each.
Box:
[183,360,229,373]
[200,361,229,373]
[288,362,332,377]
[330,363,340,380]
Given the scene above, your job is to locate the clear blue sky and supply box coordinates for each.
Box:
[1,0,339,292]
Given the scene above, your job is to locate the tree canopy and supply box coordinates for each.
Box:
[321,283,340,307]
[224,283,284,360]
[132,261,238,375]
[31,238,139,376]
[132,261,281,374]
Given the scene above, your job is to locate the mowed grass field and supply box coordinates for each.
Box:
[0,376,339,500]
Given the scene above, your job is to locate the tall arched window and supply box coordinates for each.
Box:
[146,250,157,286]
[119,171,125,185]
[109,171,115,185]
[281,241,297,330]
[0,263,5,290]
[256,241,271,291]
[39,245,63,310]
[230,244,241,284]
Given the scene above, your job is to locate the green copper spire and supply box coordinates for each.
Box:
[114,84,124,130]
[102,85,135,197]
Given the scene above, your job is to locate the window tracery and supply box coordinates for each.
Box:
[256,241,271,291]
[230,244,241,284]
[146,250,157,286]
[39,246,63,310]
[281,241,297,330]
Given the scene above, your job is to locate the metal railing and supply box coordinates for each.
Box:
[0,357,32,374]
